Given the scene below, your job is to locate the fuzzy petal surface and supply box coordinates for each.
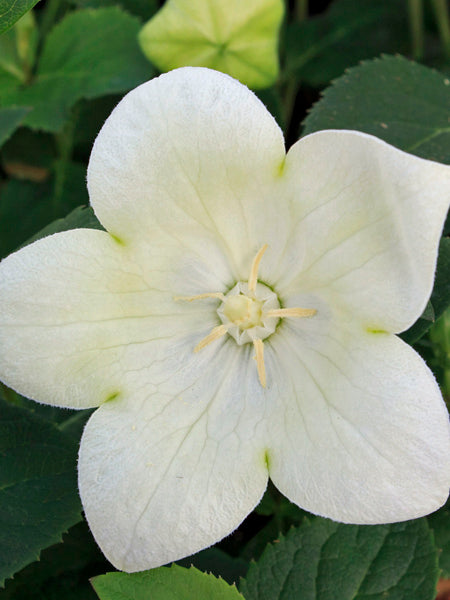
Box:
[87,67,289,284]
[277,130,450,333]
[265,320,450,523]
[0,228,226,408]
[79,338,268,571]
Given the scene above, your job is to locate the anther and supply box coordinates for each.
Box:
[265,307,317,318]
[253,339,266,388]
[175,292,225,302]
[248,244,268,293]
[194,324,229,352]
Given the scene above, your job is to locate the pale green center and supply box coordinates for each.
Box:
[222,294,263,330]
[177,244,317,387]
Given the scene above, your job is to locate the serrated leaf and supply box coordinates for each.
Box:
[1,8,153,132]
[240,518,438,600]
[303,55,450,165]
[285,0,408,87]
[0,0,40,35]
[1,521,103,599]
[176,548,248,586]
[92,564,245,600]
[0,396,82,586]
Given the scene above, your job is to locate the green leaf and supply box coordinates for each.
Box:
[0,0,40,35]
[303,55,450,165]
[0,13,36,141]
[0,396,82,586]
[177,548,248,586]
[70,0,159,21]
[2,128,55,178]
[1,521,104,599]
[22,204,104,248]
[1,8,153,132]
[138,0,284,90]
[285,0,408,87]
[240,518,439,600]
[0,11,37,84]
[401,238,450,344]
[0,165,94,259]
[429,505,450,578]
[92,564,245,599]
[0,107,29,147]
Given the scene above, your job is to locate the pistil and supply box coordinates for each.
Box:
[177,244,317,388]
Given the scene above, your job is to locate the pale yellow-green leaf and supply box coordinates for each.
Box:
[138,0,283,89]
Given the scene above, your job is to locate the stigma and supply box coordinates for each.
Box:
[176,244,317,388]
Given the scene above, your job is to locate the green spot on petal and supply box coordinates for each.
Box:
[104,391,121,403]
[263,449,271,470]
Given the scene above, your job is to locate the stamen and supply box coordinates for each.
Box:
[194,324,228,352]
[175,292,225,302]
[265,307,317,318]
[248,244,268,293]
[253,339,266,388]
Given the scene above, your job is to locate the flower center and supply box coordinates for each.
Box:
[176,244,317,388]
[217,281,280,345]
[223,294,262,328]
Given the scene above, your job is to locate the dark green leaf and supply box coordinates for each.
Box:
[0,0,40,35]
[92,564,245,599]
[73,95,121,153]
[285,0,408,87]
[22,204,103,248]
[402,238,450,344]
[3,389,93,436]
[0,164,93,259]
[0,107,29,147]
[177,548,248,586]
[1,8,153,132]
[240,518,438,600]
[429,506,450,578]
[0,396,82,586]
[303,55,450,165]
[1,520,104,599]
[69,0,159,21]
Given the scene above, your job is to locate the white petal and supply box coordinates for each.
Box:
[264,323,450,523]
[0,229,222,408]
[79,339,268,571]
[87,67,288,282]
[277,130,450,333]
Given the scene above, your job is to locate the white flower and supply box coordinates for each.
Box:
[0,67,449,572]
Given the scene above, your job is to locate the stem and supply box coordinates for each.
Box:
[53,104,79,216]
[296,0,308,22]
[408,0,425,60]
[431,0,450,59]
[283,79,299,137]
[39,0,62,41]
